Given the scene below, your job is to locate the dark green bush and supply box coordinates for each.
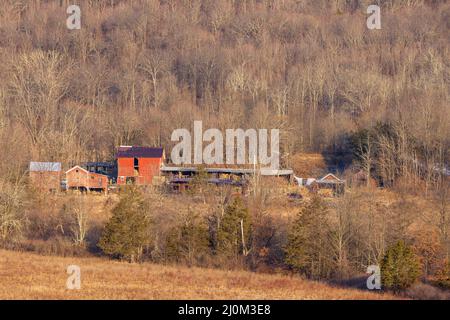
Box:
[99,187,151,262]
[381,240,421,292]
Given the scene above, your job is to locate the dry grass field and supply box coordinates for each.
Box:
[0,249,399,300]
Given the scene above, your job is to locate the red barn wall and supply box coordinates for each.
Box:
[66,169,86,189]
[67,168,108,190]
[117,157,162,185]
[117,158,134,177]
[29,171,60,191]
[138,157,161,185]
[86,173,108,189]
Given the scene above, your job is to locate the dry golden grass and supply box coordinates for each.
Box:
[290,153,328,177]
[0,249,399,300]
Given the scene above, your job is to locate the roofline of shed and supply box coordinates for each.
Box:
[65,165,109,177]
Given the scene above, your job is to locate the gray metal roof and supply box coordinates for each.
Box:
[29,162,61,172]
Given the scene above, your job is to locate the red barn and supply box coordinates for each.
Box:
[29,162,61,192]
[116,146,165,185]
[66,165,109,192]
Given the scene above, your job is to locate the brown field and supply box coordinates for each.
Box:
[0,249,398,300]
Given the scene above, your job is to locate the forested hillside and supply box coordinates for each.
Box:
[0,0,448,180]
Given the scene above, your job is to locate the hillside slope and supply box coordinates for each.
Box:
[0,249,397,300]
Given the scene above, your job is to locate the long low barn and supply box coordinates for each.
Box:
[161,166,293,177]
[161,166,294,192]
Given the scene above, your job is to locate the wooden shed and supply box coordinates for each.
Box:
[310,173,345,195]
[29,162,61,192]
[66,165,108,192]
[116,146,165,185]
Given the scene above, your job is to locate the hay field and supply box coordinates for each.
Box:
[0,249,398,300]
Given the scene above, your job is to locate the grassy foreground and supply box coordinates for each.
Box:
[0,249,398,300]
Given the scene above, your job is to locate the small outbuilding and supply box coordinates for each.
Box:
[311,173,345,195]
[66,165,108,193]
[29,162,61,192]
[348,169,377,188]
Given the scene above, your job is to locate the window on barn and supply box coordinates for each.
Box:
[134,157,139,176]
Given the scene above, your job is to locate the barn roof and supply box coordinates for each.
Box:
[317,173,344,184]
[65,165,109,177]
[29,162,61,172]
[116,146,164,158]
[65,165,89,174]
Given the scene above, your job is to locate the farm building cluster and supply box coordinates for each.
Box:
[29,146,345,196]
